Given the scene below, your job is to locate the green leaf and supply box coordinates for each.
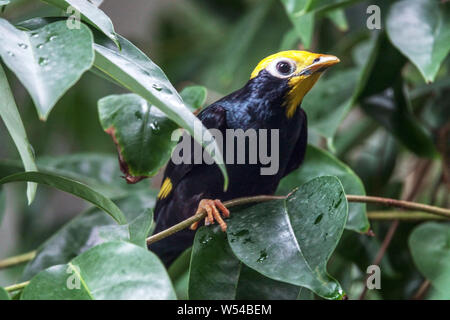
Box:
[168,247,192,300]
[386,0,450,83]
[0,287,10,300]
[325,9,348,31]
[278,145,369,233]
[409,222,450,297]
[281,0,315,48]
[0,64,37,204]
[228,176,348,299]
[302,69,359,139]
[22,191,156,280]
[93,34,228,189]
[42,0,119,47]
[0,153,145,198]
[0,19,94,120]
[98,93,179,181]
[22,241,176,300]
[36,153,145,197]
[304,0,361,14]
[0,171,127,225]
[180,85,207,112]
[361,81,438,158]
[189,226,301,299]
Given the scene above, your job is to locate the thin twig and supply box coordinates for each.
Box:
[0,250,36,270]
[346,195,450,218]
[5,281,29,293]
[367,210,447,220]
[147,193,450,246]
[412,280,430,300]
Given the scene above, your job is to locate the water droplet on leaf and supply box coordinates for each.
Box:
[38,57,49,66]
[257,249,268,263]
[18,43,28,49]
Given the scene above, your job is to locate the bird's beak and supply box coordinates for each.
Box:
[297,54,340,76]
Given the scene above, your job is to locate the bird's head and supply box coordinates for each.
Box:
[250,50,340,118]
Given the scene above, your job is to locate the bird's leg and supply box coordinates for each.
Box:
[190,199,230,232]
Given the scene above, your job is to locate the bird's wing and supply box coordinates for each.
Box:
[155,103,228,204]
[283,108,308,177]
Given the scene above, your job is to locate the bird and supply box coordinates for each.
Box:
[149,50,340,266]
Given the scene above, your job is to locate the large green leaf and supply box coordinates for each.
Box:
[0,171,127,225]
[189,225,302,300]
[386,0,450,83]
[278,145,369,233]
[361,82,438,158]
[180,85,207,112]
[0,19,94,120]
[227,176,347,299]
[42,0,119,47]
[22,191,156,280]
[22,241,176,300]
[93,34,228,188]
[0,153,146,198]
[98,94,179,181]
[0,64,37,204]
[0,287,10,300]
[409,222,450,297]
[281,0,315,48]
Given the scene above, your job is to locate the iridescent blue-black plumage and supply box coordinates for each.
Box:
[150,69,308,266]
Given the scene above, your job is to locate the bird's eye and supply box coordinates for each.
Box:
[313,57,321,63]
[276,61,293,75]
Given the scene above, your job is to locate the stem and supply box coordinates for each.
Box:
[346,195,450,218]
[0,250,36,270]
[367,211,447,220]
[5,281,29,293]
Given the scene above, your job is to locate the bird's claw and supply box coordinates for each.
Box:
[190,199,230,232]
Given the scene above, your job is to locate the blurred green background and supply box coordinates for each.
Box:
[0,0,448,299]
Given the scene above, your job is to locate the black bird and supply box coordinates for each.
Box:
[149,50,340,266]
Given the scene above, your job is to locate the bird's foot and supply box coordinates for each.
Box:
[190,199,230,232]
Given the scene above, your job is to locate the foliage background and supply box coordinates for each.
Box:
[0,0,449,300]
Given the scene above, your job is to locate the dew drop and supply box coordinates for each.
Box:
[152,84,162,91]
[314,213,323,225]
[48,35,58,41]
[134,111,142,120]
[30,32,39,38]
[36,44,44,49]
[38,57,49,66]
[199,235,213,245]
[150,122,160,133]
[18,43,28,49]
[256,249,268,263]
[6,51,15,57]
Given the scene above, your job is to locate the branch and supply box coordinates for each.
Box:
[5,281,29,293]
[367,210,448,220]
[0,250,36,270]
[346,195,450,218]
[146,194,450,246]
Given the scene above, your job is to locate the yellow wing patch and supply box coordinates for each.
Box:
[157,177,173,199]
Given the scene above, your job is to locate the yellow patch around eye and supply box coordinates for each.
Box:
[250,50,318,79]
[157,177,173,199]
